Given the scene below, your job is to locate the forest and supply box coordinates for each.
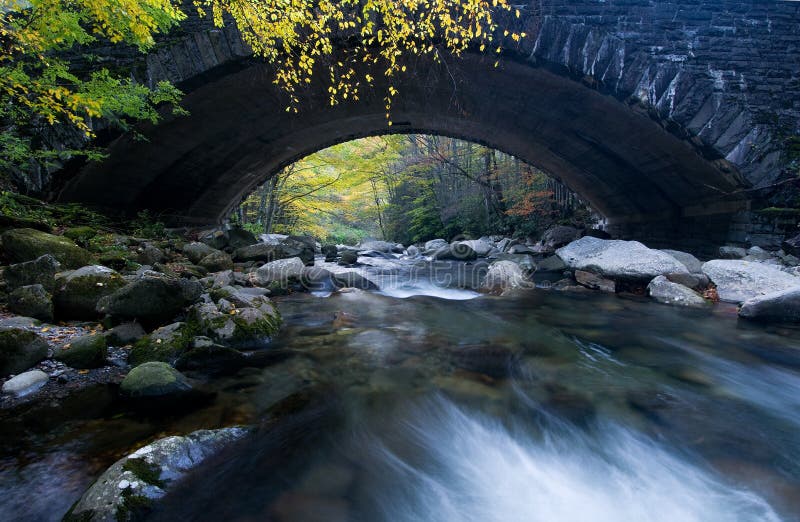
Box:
[232,135,595,246]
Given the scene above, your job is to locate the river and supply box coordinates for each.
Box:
[1,257,799,521]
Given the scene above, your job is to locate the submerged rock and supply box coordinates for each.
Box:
[1,228,92,268]
[556,237,688,281]
[739,287,800,324]
[647,276,708,308]
[701,260,800,303]
[66,427,249,521]
[0,327,48,377]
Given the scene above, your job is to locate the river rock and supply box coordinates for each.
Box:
[227,227,257,249]
[120,362,192,399]
[575,270,616,292]
[782,233,800,256]
[234,237,314,265]
[8,284,53,322]
[137,244,165,266]
[338,250,358,265]
[198,250,233,272]
[406,245,420,257]
[54,265,127,320]
[182,242,217,264]
[481,261,529,294]
[719,246,747,259]
[744,246,774,262]
[457,239,495,257]
[67,427,249,522]
[537,255,567,273]
[321,244,338,261]
[1,228,92,268]
[3,254,60,292]
[665,272,709,290]
[176,343,246,374]
[424,239,448,254]
[358,240,399,253]
[701,260,800,303]
[647,276,708,308]
[190,299,281,349]
[1,369,48,397]
[96,275,202,327]
[556,237,689,281]
[540,225,580,251]
[507,244,536,255]
[433,243,478,261]
[255,257,305,286]
[739,287,800,323]
[333,271,379,291]
[54,333,107,369]
[106,322,146,346]
[661,249,703,274]
[129,323,192,366]
[199,228,229,250]
[0,327,48,376]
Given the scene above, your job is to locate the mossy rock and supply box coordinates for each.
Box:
[8,284,53,322]
[54,334,107,369]
[0,327,48,376]
[120,362,192,398]
[54,265,127,320]
[128,322,194,366]
[198,250,233,272]
[4,254,60,293]
[1,228,92,268]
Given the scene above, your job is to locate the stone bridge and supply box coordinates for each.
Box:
[56,0,800,250]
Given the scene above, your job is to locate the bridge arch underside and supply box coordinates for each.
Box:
[58,53,750,249]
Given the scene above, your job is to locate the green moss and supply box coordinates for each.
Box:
[128,321,200,365]
[122,458,165,488]
[115,489,153,522]
[231,307,282,341]
[64,226,98,245]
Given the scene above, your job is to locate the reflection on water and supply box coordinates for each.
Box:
[2,259,800,521]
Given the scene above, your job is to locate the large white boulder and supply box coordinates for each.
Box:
[701,260,800,303]
[556,237,689,280]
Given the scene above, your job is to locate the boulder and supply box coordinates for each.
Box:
[0,327,48,376]
[96,275,202,327]
[3,254,60,292]
[137,244,165,266]
[233,237,314,265]
[457,239,495,257]
[321,244,338,262]
[54,334,107,369]
[661,250,703,274]
[575,270,615,293]
[782,233,800,256]
[199,229,229,250]
[176,343,246,374]
[647,276,708,308]
[1,228,92,269]
[481,261,529,294]
[719,246,746,259]
[540,226,580,251]
[66,427,248,522]
[120,362,192,398]
[54,265,127,320]
[665,272,709,290]
[406,245,420,257]
[183,242,217,264]
[424,239,448,253]
[129,323,192,366]
[556,237,689,281]
[432,243,478,261]
[260,233,289,245]
[1,369,48,397]
[198,251,233,272]
[701,260,800,303]
[537,255,567,273]
[332,271,379,291]
[190,299,281,349]
[739,287,800,323]
[8,284,53,322]
[338,250,358,265]
[227,227,257,249]
[255,257,305,286]
[106,322,146,346]
[745,246,774,262]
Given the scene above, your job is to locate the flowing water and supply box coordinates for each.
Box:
[2,258,800,521]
